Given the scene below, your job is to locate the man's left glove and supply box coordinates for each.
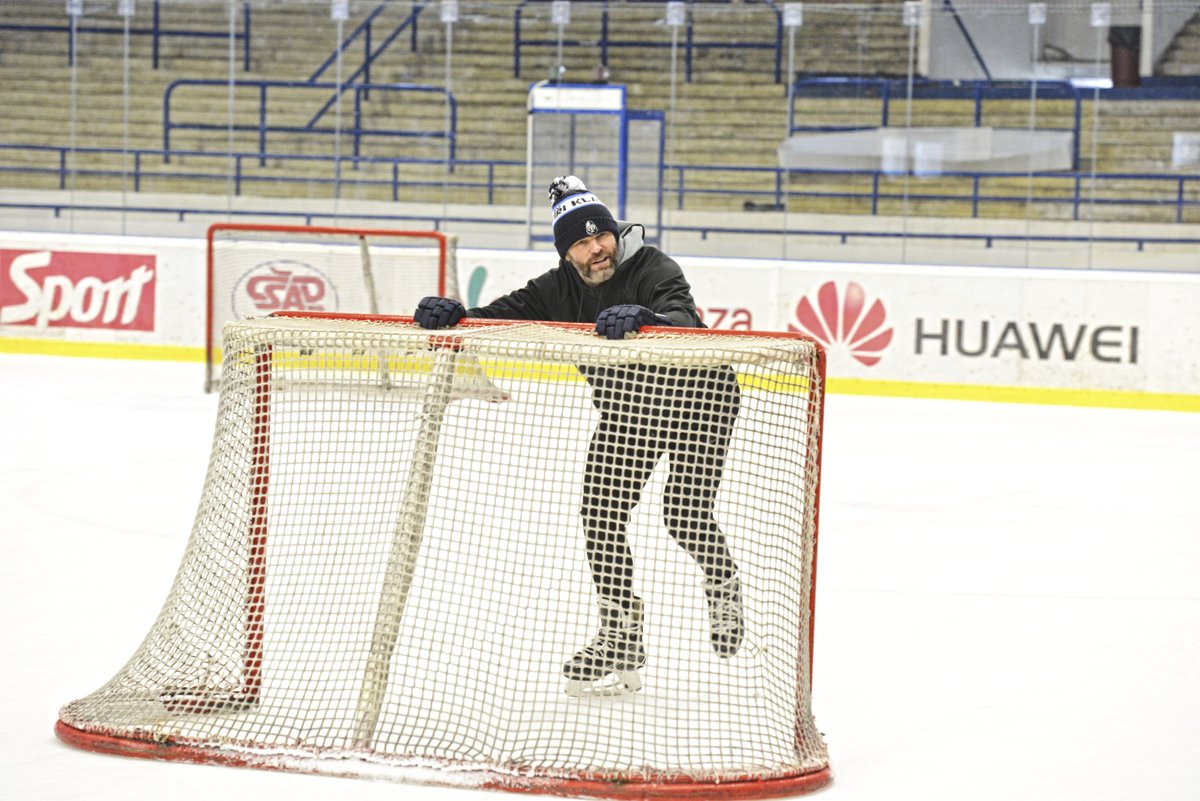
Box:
[414,296,465,329]
[595,304,673,340]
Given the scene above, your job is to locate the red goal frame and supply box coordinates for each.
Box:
[58,312,830,799]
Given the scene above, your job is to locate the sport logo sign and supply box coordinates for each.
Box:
[0,249,156,330]
[230,260,338,318]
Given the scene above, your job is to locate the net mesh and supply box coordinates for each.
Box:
[59,314,829,797]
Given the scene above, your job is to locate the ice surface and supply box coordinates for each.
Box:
[2,352,1197,801]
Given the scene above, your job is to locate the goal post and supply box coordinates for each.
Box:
[57,313,831,798]
[205,223,460,392]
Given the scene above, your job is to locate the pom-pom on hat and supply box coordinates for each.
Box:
[548,175,619,258]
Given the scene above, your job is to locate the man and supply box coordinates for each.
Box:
[414,176,743,695]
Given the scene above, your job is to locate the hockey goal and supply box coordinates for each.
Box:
[206,223,459,392]
[57,312,831,798]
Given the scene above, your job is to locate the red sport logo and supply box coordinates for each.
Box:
[789,280,893,366]
[0,249,156,330]
[230,260,338,318]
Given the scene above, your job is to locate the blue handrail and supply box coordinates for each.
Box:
[308,3,424,86]
[513,0,782,83]
[306,4,427,125]
[309,3,388,83]
[3,142,1196,225]
[674,162,1200,224]
[2,191,1197,258]
[0,0,251,71]
[162,80,456,166]
[942,0,992,81]
[789,77,1084,170]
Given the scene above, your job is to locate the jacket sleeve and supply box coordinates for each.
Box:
[639,254,703,328]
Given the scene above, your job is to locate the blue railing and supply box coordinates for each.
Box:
[942,0,992,81]
[3,143,1197,225]
[0,0,252,71]
[308,3,425,88]
[302,4,434,153]
[3,191,1198,259]
[789,77,1084,169]
[162,80,456,165]
[671,163,1200,224]
[0,144,503,204]
[513,0,783,83]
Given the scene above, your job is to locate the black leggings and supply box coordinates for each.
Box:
[580,407,738,603]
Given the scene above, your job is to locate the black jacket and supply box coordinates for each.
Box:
[468,223,739,423]
[467,223,700,328]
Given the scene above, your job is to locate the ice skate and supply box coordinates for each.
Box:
[563,596,646,697]
[703,574,744,657]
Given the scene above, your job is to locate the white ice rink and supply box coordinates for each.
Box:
[2,352,1197,801]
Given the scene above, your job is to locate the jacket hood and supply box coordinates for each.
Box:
[615,221,645,266]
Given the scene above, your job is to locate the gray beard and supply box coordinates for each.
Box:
[574,262,615,287]
[570,238,622,287]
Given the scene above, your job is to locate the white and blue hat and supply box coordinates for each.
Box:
[549,175,619,258]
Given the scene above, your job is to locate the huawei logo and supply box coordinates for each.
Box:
[789,281,893,366]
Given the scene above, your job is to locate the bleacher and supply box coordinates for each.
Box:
[0,0,1197,224]
[1160,9,1200,77]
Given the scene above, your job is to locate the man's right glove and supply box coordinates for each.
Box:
[414,296,465,329]
[595,304,672,340]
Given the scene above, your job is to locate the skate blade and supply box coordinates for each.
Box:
[565,670,642,698]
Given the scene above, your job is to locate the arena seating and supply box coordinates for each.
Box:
[0,1,1196,222]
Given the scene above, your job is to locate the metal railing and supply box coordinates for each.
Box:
[513,0,783,83]
[789,77,1084,169]
[942,0,992,81]
[4,191,1199,260]
[308,2,425,88]
[671,163,1200,225]
[0,0,252,71]
[0,144,499,203]
[162,80,457,165]
[3,143,1197,224]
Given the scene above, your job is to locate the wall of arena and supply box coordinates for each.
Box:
[0,229,1196,411]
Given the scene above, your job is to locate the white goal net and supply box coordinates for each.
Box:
[58,313,830,798]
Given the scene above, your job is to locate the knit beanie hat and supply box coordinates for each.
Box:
[548,175,620,258]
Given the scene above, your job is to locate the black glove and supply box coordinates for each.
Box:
[414,296,465,330]
[595,304,672,340]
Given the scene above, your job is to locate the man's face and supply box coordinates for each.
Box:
[566,231,618,287]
